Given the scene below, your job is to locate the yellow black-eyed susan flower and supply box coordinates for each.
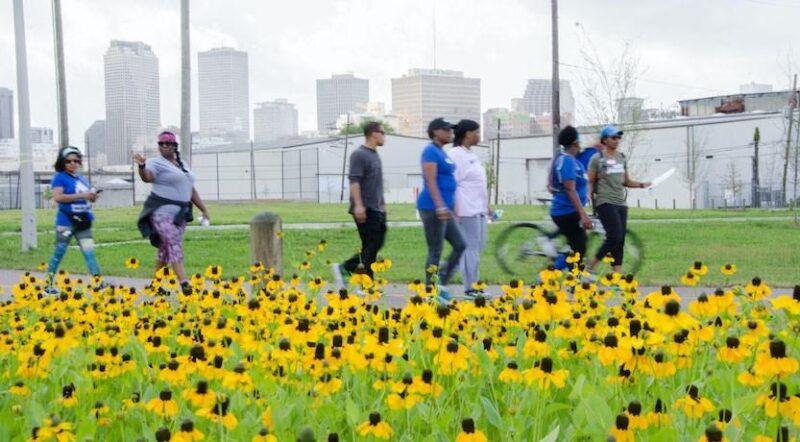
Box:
[699,422,728,442]
[720,263,737,276]
[754,340,799,378]
[37,262,47,271]
[681,272,699,286]
[456,418,488,442]
[172,419,204,442]
[674,385,714,418]
[356,412,393,440]
[522,357,569,390]
[251,427,278,442]
[609,414,634,442]
[196,396,238,430]
[124,258,140,269]
[745,277,772,300]
[146,389,179,417]
[317,239,327,252]
[204,265,223,279]
[717,336,750,364]
[690,261,708,276]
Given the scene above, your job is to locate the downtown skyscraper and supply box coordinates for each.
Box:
[198,47,250,142]
[316,74,369,133]
[104,40,160,165]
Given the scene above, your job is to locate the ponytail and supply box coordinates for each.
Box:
[174,148,188,173]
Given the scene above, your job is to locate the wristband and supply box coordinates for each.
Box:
[436,206,447,211]
[137,163,145,169]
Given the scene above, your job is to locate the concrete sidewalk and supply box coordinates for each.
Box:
[2,268,779,309]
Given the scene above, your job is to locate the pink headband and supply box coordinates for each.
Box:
[158,132,178,144]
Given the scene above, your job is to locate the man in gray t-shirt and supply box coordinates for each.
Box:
[333,122,387,282]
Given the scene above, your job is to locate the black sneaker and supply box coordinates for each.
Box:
[181,281,193,296]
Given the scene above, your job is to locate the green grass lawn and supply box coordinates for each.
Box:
[0,202,795,233]
[1,209,797,286]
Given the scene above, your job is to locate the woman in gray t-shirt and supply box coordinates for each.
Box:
[133,131,209,293]
[587,126,649,273]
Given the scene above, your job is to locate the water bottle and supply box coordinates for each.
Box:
[492,209,504,221]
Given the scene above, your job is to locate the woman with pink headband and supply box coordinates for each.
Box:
[134,131,209,294]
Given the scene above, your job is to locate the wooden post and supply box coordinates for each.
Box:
[250,212,282,273]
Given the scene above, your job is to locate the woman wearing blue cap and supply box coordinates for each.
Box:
[417,118,466,302]
[550,126,593,262]
[587,126,650,273]
[45,146,103,293]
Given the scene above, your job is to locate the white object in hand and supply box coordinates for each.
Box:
[646,167,676,190]
[199,215,210,227]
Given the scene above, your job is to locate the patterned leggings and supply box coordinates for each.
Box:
[151,212,187,263]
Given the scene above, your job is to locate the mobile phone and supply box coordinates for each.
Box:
[95,189,104,194]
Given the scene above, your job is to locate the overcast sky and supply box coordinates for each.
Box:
[1,0,799,148]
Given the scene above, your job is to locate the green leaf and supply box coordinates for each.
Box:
[481,395,503,429]
[345,397,360,427]
[539,425,560,442]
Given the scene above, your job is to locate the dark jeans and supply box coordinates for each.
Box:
[343,210,387,278]
[419,209,466,286]
[552,211,587,260]
[595,203,628,266]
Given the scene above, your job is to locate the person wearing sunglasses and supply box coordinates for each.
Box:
[46,146,103,293]
[134,131,209,294]
[586,126,650,273]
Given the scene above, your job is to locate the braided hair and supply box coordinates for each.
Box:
[174,147,188,173]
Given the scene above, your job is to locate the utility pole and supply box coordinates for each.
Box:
[52,0,69,148]
[752,127,760,208]
[494,118,501,205]
[550,0,561,158]
[86,136,92,185]
[180,0,192,163]
[339,113,351,202]
[14,0,37,251]
[782,74,797,206]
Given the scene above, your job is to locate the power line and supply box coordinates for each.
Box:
[558,61,728,94]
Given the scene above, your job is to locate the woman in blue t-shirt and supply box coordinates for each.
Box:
[417,118,466,302]
[549,126,592,261]
[46,146,102,290]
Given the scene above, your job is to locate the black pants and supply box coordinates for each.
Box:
[343,210,387,277]
[595,203,628,266]
[551,211,587,260]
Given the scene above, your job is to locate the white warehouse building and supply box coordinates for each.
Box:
[131,112,797,210]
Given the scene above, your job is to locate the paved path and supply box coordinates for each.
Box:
[3,268,788,309]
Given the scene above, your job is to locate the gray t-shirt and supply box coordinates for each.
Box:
[348,146,384,213]
[589,151,628,207]
[146,156,195,215]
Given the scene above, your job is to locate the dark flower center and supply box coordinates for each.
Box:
[615,414,629,430]
[627,401,642,416]
[770,340,787,358]
[160,389,172,401]
[368,412,381,425]
[725,336,740,349]
[461,418,476,433]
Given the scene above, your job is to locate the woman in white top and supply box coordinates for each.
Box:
[449,119,489,298]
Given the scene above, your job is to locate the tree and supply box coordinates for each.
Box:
[722,160,744,207]
[680,126,710,209]
[339,120,396,136]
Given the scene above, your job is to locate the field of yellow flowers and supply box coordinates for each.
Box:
[1,250,799,441]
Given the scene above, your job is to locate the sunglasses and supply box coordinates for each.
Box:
[375,130,385,135]
[158,142,177,147]
[64,159,82,165]
[610,136,622,140]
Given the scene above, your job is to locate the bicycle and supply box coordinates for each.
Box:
[494,199,644,277]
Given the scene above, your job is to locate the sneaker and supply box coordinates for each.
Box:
[181,281,193,296]
[536,236,558,258]
[44,285,60,296]
[438,287,453,302]
[581,272,598,284]
[331,262,345,288]
[465,290,492,300]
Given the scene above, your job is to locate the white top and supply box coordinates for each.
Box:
[449,145,489,217]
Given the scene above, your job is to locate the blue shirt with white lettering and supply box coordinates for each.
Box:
[417,143,457,210]
[50,172,94,227]
[550,153,588,217]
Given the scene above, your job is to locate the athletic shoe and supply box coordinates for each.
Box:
[536,236,558,258]
[181,281,193,296]
[44,285,60,296]
[436,287,453,304]
[581,272,598,284]
[330,263,345,288]
[464,290,492,301]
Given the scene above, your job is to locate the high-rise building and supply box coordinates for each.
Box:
[316,74,369,132]
[391,68,481,137]
[198,47,250,142]
[30,127,54,145]
[616,97,645,123]
[84,120,106,158]
[0,88,13,140]
[521,79,574,126]
[104,40,160,165]
[482,108,539,140]
[253,99,298,142]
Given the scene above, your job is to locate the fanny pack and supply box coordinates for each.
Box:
[60,209,92,232]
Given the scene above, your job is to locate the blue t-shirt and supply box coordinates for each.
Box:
[416,143,457,210]
[50,172,94,226]
[550,153,588,217]
[576,147,599,171]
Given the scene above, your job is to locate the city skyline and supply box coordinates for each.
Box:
[0,0,798,151]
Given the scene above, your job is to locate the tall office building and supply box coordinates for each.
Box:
[0,88,13,140]
[391,68,481,137]
[521,79,574,127]
[253,99,298,142]
[316,74,369,132]
[198,47,250,142]
[104,40,160,165]
[30,127,54,145]
[84,120,106,158]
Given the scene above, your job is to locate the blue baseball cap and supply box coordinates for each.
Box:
[600,125,623,139]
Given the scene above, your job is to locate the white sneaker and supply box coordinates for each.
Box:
[331,262,345,288]
[536,236,558,258]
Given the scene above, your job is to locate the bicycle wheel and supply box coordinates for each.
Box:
[586,229,645,275]
[495,223,562,277]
